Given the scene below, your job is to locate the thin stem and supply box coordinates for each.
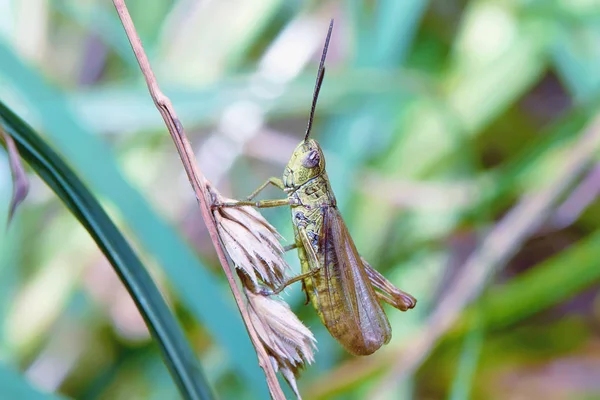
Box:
[111,1,285,399]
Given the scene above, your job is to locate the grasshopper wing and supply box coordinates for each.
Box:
[310,206,392,356]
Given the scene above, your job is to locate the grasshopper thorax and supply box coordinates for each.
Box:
[283,139,326,189]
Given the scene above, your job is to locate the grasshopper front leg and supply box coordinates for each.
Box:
[216,198,291,209]
[246,177,285,200]
[213,176,290,209]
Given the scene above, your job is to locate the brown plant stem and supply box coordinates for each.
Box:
[112,1,285,399]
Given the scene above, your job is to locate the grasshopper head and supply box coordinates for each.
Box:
[283,139,325,189]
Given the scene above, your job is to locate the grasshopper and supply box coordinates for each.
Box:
[216,19,416,356]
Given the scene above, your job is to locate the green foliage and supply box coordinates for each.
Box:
[1,0,600,399]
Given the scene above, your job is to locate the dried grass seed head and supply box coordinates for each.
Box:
[212,190,291,289]
[246,288,317,399]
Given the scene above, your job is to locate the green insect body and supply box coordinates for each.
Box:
[284,151,336,325]
[217,19,416,356]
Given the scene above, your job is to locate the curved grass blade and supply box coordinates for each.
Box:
[0,100,214,400]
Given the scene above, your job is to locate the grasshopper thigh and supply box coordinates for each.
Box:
[298,225,320,272]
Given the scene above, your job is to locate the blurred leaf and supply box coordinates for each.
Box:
[480,104,596,215]
[551,6,600,102]
[326,0,430,211]
[374,0,430,67]
[448,311,483,400]
[0,362,65,400]
[350,0,548,260]
[49,0,139,69]
[0,179,21,357]
[0,41,268,395]
[454,229,600,335]
[0,100,214,400]
[158,0,283,84]
[349,0,429,67]
[68,69,428,134]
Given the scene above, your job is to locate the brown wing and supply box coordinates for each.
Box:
[311,206,391,356]
[361,257,416,311]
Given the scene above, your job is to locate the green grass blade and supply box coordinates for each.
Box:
[374,0,429,66]
[448,311,483,400]
[0,100,214,400]
[552,21,600,102]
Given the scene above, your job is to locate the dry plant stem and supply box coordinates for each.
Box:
[371,113,600,398]
[112,2,285,399]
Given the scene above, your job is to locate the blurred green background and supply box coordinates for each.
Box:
[2,0,600,399]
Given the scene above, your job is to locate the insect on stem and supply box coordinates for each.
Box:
[217,17,416,359]
[304,19,334,142]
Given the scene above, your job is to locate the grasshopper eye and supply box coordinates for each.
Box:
[303,150,320,168]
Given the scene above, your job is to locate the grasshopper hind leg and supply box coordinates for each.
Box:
[361,256,416,311]
[259,227,321,301]
[260,269,319,296]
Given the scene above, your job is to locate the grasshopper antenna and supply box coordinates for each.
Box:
[304,19,333,142]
